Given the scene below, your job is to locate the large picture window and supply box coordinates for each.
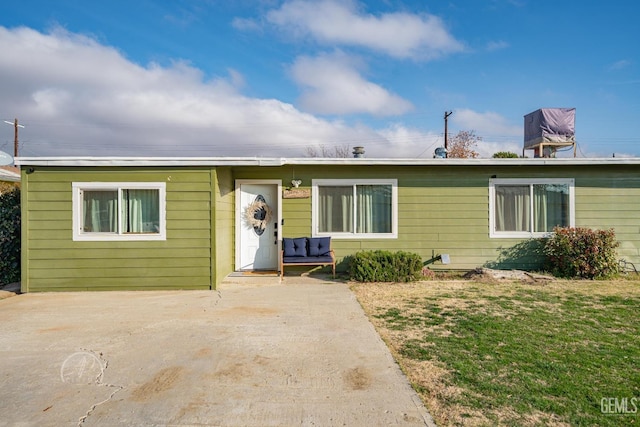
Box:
[312,179,397,239]
[72,182,166,241]
[489,178,574,238]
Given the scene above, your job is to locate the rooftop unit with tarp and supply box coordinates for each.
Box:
[524,108,576,157]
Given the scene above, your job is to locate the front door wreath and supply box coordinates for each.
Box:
[244,195,272,236]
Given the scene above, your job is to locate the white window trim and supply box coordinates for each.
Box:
[312,179,398,239]
[72,182,167,241]
[489,178,575,239]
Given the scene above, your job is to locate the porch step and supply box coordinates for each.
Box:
[220,272,338,287]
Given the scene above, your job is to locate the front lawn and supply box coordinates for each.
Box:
[352,280,640,426]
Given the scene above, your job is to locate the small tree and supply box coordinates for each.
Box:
[447,130,480,158]
[493,151,519,158]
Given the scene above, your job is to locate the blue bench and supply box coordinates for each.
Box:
[280,237,336,279]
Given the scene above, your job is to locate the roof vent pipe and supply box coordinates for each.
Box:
[353,146,365,158]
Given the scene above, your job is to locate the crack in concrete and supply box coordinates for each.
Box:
[125,291,223,337]
[76,349,124,426]
[212,289,222,309]
[77,291,220,425]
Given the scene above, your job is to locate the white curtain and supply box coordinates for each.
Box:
[83,189,159,234]
[318,186,353,233]
[319,185,391,234]
[495,186,530,232]
[534,184,568,232]
[83,191,117,232]
[496,184,569,233]
[123,189,159,233]
[357,185,391,233]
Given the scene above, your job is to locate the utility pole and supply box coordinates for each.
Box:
[12,118,19,157]
[3,118,24,157]
[443,111,453,152]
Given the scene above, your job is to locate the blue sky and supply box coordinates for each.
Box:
[1,0,638,158]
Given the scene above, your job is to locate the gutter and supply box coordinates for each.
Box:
[14,156,640,168]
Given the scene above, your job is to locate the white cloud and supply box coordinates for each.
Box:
[226,68,246,89]
[266,0,464,60]
[608,59,631,71]
[377,124,441,157]
[1,26,520,160]
[448,109,523,157]
[452,108,521,137]
[475,140,522,158]
[231,17,262,32]
[0,26,389,157]
[486,40,509,51]
[374,122,522,159]
[290,52,413,116]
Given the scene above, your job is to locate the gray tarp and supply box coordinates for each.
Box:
[524,108,575,149]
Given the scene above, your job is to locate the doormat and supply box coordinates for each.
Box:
[229,271,279,277]
[245,270,278,276]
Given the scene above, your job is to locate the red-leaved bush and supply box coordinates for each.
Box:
[543,227,619,279]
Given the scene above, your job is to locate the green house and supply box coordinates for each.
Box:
[15,157,640,292]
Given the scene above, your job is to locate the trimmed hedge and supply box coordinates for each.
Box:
[544,226,619,279]
[0,187,20,284]
[349,250,422,282]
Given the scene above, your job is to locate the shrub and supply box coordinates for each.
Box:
[349,250,422,282]
[543,227,619,279]
[0,187,20,284]
[492,151,520,158]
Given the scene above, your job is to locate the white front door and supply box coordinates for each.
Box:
[236,181,280,270]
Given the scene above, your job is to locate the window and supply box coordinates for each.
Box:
[72,182,166,241]
[489,178,574,238]
[312,179,397,238]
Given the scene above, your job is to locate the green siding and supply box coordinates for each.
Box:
[22,167,214,291]
[576,187,640,262]
[21,162,640,291]
[212,167,234,287]
[20,169,29,293]
[235,164,640,272]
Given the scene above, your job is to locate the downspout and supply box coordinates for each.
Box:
[20,167,29,293]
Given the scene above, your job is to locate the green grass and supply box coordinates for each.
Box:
[355,281,640,426]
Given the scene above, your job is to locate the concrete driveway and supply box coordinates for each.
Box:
[0,278,434,426]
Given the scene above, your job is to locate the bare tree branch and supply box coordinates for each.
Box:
[304,144,352,158]
[447,130,481,158]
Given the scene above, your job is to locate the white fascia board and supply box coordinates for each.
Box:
[14,156,640,167]
[14,157,279,167]
[284,157,640,166]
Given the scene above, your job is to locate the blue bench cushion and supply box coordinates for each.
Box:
[283,255,334,264]
[283,237,307,257]
[308,237,331,256]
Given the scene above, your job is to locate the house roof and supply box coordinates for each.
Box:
[14,156,640,167]
[0,166,20,182]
